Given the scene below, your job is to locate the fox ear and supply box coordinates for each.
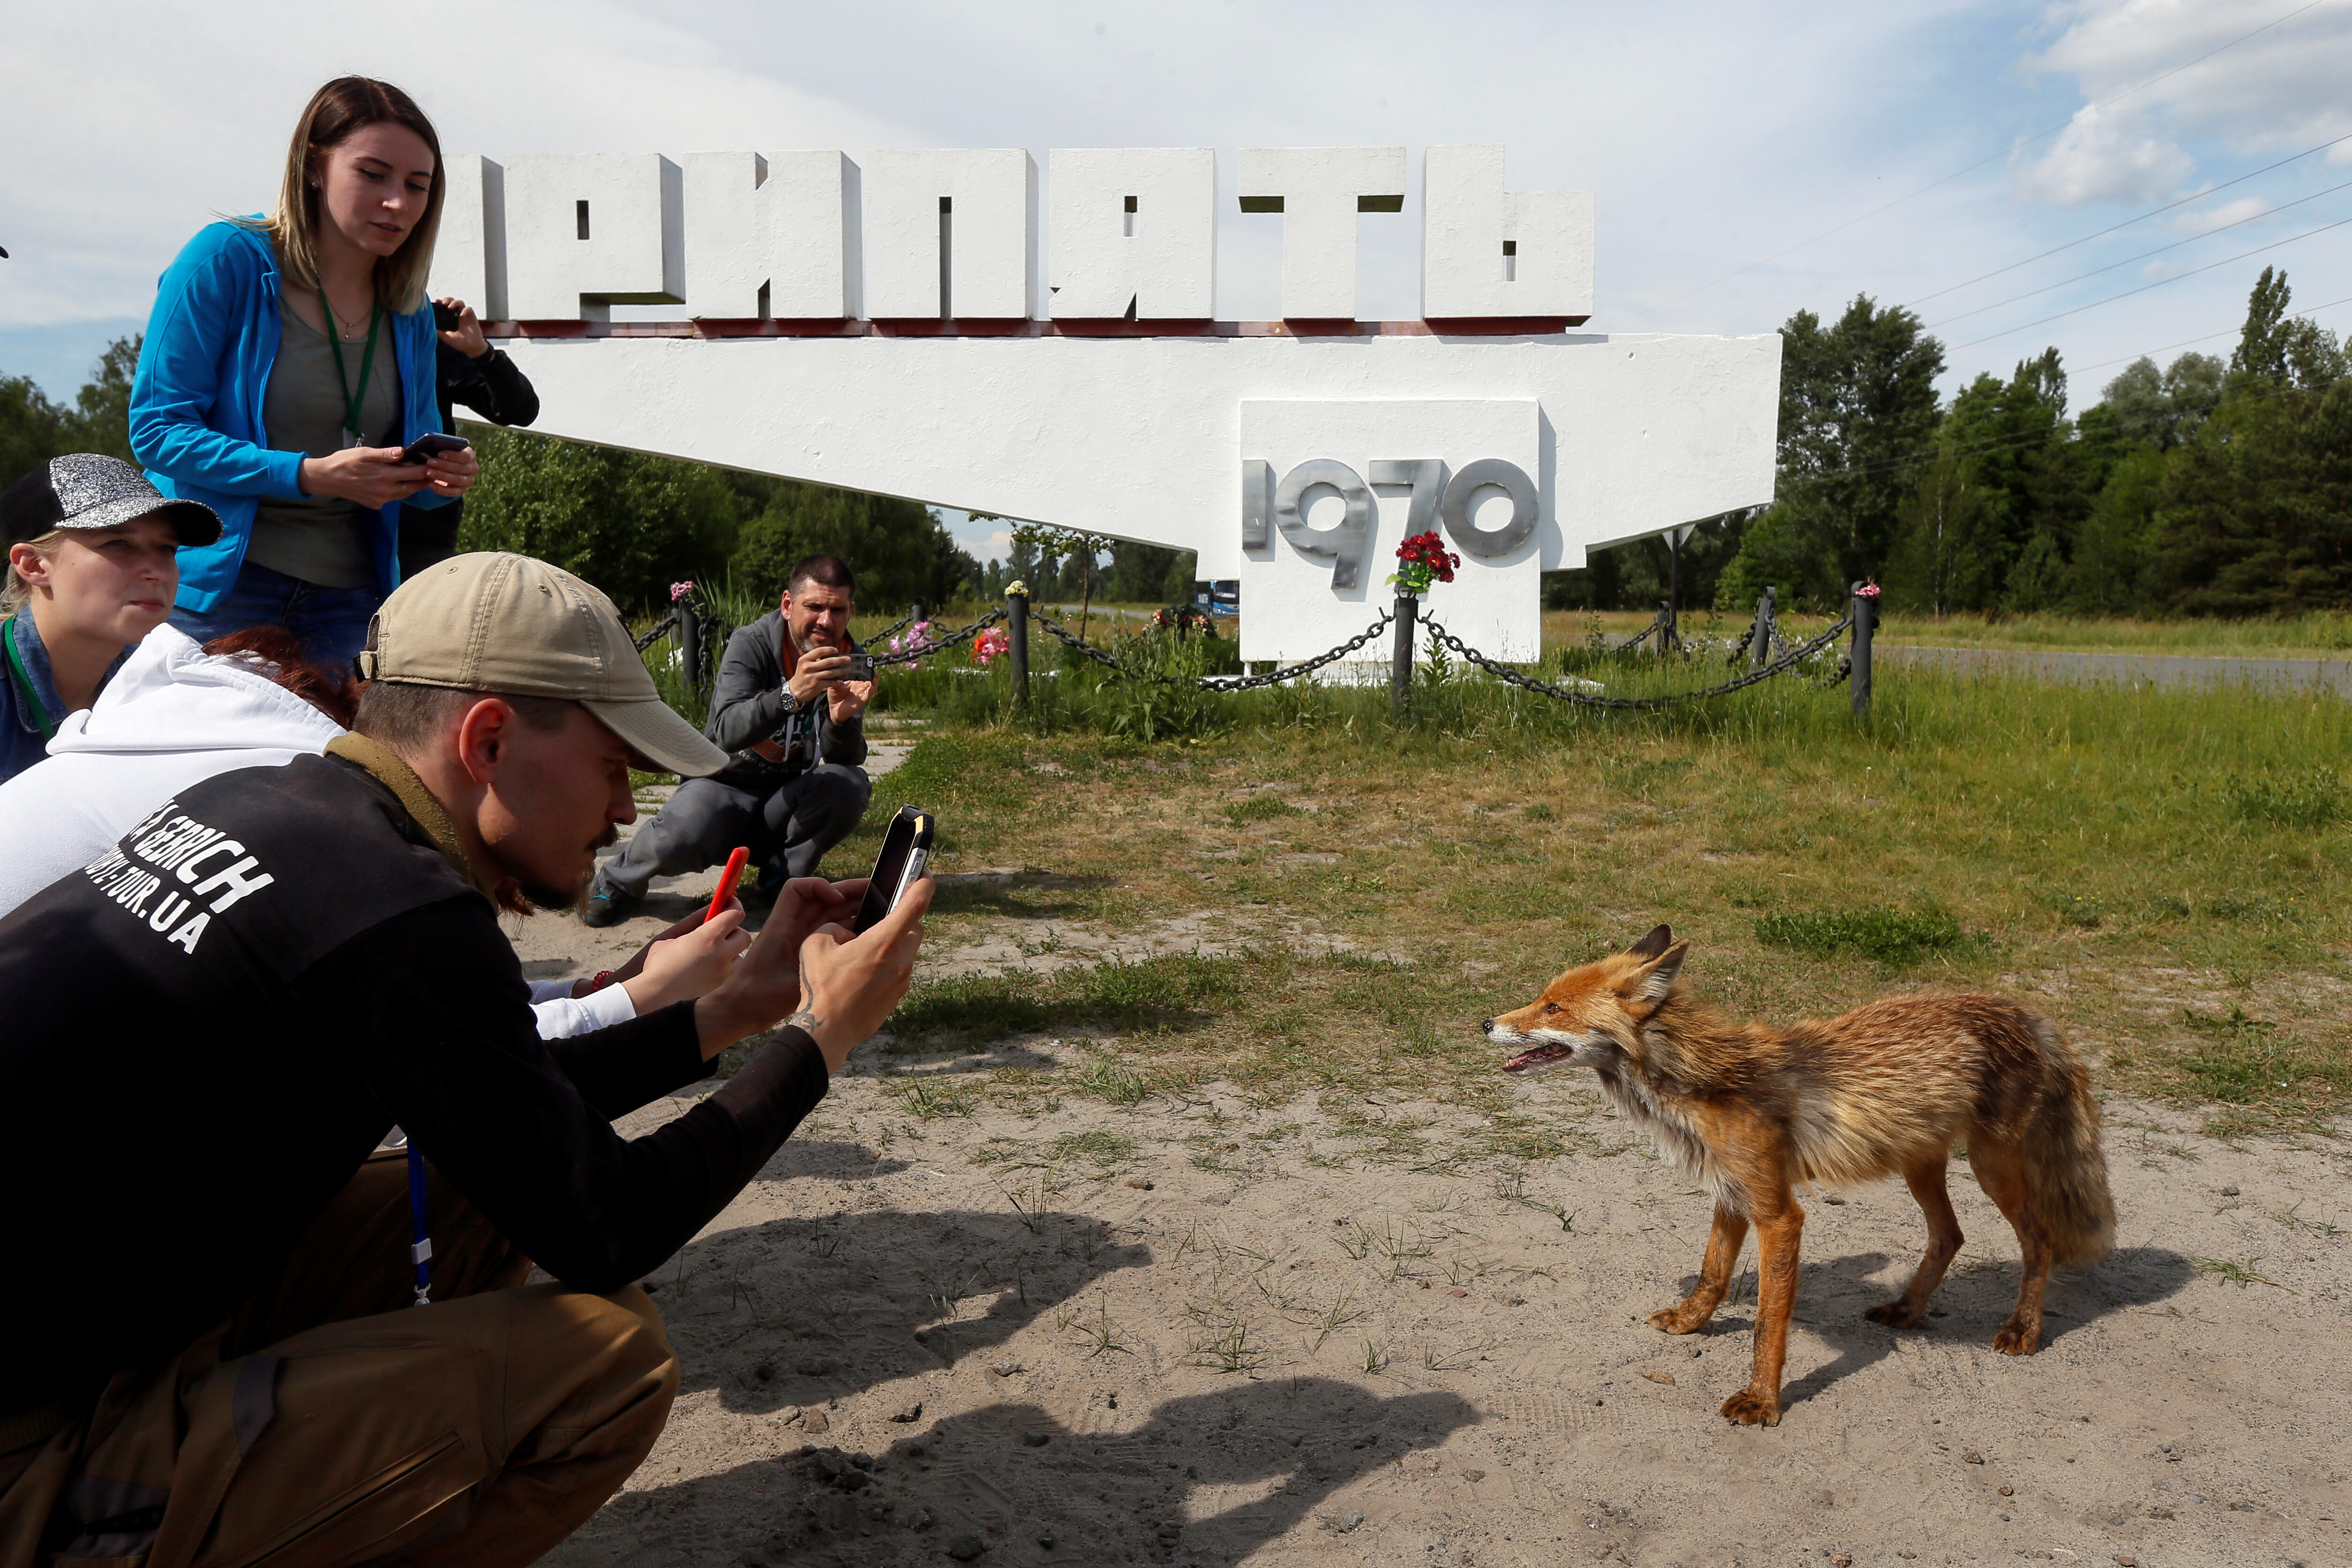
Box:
[1629,940,1689,1003]
[1627,924,1673,960]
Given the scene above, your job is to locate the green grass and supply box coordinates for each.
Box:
[883,953,1242,1048]
[2221,766,2344,827]
[684,631,2350,1135]
[1755,905,1969,965]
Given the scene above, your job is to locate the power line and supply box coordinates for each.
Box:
[2074,293,2352,373]
[1633,0,2335,316]
[1948,212,2352,351]
[1904,130,2352,309]
[1924,176,2352,328]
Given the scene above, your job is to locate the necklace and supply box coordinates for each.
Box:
[324,293,372,338]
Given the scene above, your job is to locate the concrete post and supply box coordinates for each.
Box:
[1391,593,1417,718]
[678,595,701,694]
[1656,596,1675,659]
[1749,585,1774,672]
[1006,586,1030,706]
[1849,582,1875,721]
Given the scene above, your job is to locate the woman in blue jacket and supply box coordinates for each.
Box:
[132,77,479,667]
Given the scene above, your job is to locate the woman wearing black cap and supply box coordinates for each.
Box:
[0,454,221,784]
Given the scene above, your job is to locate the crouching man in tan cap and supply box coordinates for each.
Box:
[0,552,929,1567]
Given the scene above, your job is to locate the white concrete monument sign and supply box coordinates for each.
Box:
[431,146,1779,663]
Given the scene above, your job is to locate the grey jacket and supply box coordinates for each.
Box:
[705,609,867,789]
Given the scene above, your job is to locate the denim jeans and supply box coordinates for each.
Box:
[170,560,384,672]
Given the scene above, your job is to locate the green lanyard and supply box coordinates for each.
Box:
[3,618,56,743]
[320,288,382,445]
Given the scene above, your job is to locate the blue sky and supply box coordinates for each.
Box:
[5,0,2348,563]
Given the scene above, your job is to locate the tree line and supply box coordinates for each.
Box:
[1550,266,2349,618]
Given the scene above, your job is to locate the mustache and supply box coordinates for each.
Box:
[594,823,621,853]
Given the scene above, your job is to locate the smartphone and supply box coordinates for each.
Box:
[399,432,471,467]
[432,301,461,332]
[852,806,934,933]
[843,652,875,681]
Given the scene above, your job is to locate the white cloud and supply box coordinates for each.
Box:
[2016,0,2352,207]
[2171,194,2271,234]
[2013,103,2196,205]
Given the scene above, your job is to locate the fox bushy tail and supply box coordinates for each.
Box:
[2020,1018,2116,1266]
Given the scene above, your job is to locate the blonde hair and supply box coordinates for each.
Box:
[249,77,445,315]
[1,532,63,619]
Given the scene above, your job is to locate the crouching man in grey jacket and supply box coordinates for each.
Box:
[584,554,873,927]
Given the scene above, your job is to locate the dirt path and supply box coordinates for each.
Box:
[530,1066,2346,1568]
[504,754,2349,1568]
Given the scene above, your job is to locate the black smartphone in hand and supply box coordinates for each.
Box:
[852,806,934,933]
[398,432,470,467]
[433,301,460,332]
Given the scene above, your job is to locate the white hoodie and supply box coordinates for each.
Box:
[0,624,633,1036]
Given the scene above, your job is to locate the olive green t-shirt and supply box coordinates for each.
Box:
[246,304,399,591]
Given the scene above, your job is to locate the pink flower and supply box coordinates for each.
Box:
[1857,583,1881,598]
[669,580,696,602]
[971,626,1012,667]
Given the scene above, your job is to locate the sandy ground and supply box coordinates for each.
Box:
[502,757,2352,1568]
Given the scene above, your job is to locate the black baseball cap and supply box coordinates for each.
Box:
[1,454,221,548]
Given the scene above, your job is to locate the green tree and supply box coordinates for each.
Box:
[1886,452,2000,615]
[59,336,140,463]
[730,482,977,612]
[1719,295,1945,607]
[2231,265,2297,383]
[0,375,66,487]
[2067,444,2168,614]
[2099,351,2223,450]
[2144,378,2352,614]
[0,333,139,484]
[455,426,741,614]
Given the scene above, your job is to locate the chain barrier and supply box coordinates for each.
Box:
[1195,613,1396,691]
[1417,612,1854,711]
[1029,606,1399,691]
[863,607,1007,668]
[632,610,678,653]
[857,613,913,653]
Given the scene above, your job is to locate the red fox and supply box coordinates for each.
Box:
[1484,925,2114,1427]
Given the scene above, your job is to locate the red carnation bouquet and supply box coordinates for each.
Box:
[1387,530,1461,596]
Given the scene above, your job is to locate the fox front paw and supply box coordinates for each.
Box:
[1719,1387,1780,1427]
[1647,1304,1710,1334]
[1991,1318,2042,1356]
[1863,1299,1928,1329]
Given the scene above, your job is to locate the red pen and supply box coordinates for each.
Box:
[709,846,749,923]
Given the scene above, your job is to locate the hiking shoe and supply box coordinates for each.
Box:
[580,878,639,927]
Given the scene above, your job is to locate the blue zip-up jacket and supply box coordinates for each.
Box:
[129,220,451,614]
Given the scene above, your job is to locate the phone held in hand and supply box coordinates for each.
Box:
[399,432,471,467]
[852,806,934,934]
[843,653,875,681]
[432,301,460,332]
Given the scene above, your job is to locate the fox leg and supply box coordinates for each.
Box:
[1650,1203,1749,1334]
[1721,1183,1802,1427]
[1970,1140,2052,1355]
[1865,1157,1965,1328]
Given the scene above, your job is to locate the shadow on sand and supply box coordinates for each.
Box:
[1667,1245,2197,1412]
[554,1379,1475,1568]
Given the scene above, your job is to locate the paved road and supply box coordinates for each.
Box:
[1877,642,2352,698]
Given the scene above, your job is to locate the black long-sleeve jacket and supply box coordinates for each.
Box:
[0,752,828,1411]
[436,342,539,430]
[706,610,867,790]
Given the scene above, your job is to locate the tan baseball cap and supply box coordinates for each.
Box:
[357,552,729,777]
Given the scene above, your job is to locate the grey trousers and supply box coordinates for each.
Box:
[599,763,872,899]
